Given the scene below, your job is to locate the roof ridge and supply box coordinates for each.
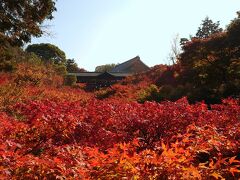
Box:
[114,56,140,68]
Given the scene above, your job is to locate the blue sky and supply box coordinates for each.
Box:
[32,0,240,71]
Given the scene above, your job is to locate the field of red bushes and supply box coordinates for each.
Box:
[0,74,239,179]
[1,1,240,179]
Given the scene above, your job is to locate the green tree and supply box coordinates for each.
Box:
[0,0,56,46]
[227,11,240,42]
[95,63,117,72]
[180,38,189,46]
[26,43,66,65]
[195,17,223,39]
[178,12,240,103]
[137,84,160,103]
[66,59,86,73]
[180,17,223,46]
[64,74,77,86]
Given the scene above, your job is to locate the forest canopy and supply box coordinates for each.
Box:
[0,0,56,46]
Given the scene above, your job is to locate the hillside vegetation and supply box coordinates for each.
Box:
[97,15,240,104]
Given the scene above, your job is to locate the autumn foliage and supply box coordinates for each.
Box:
[0,45,239,180]
[0,84,239,179]
[1,9,240,180]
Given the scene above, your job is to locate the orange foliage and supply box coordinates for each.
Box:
[0,70,239,179]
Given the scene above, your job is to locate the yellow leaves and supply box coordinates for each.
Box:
[161,142,176,162]
[163,149,176,159]
[198,162,208,169]
[132,175,140,180]
[119,142,129,152]
[161,142,175,158]
[161,141,167,151]
[209,160,215,169]
[210,172,225,180]
[140,149,160,166]
[178,156,186,163]
[183,150,192,158]
[182,165,201,179]
[122,161,138,174]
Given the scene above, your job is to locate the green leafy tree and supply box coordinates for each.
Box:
[227,11,240,42]
[195,17,223,39]
[66,59,78,73]
[137,84,160,103]
[26,43,66,65]
[180,38,189,46]
[0,0,56,46]
[180,17,223,46]
[64,74,77,86]
[95,64,117,72]
[66,59,86,73]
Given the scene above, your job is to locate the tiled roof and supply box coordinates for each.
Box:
[108,72,132,77]
[68,72,102,77]
[68,56,149,77]
[110,56,150,73]
[68,72,131,77]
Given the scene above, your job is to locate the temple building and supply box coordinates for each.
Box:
[69,56,150,89]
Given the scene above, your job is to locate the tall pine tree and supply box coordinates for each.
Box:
[195,17,223,39]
